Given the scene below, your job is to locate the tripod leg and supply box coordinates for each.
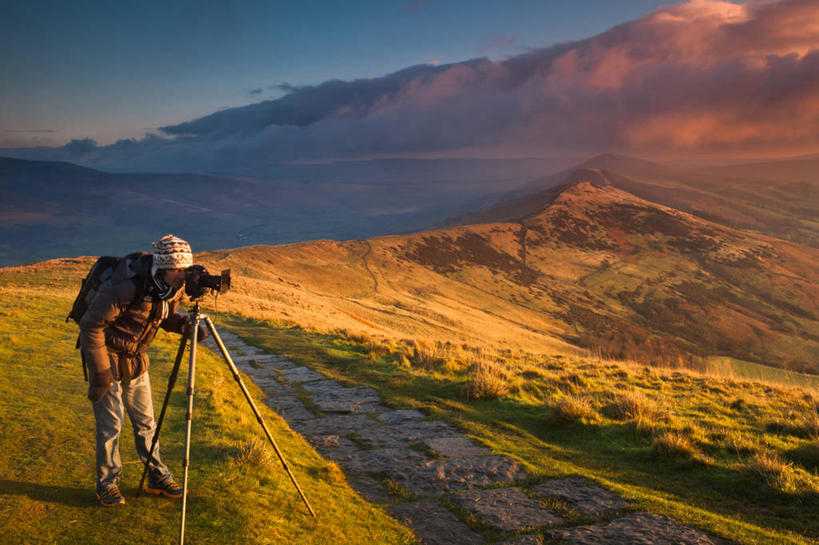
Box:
[137,331,189,497]
[179,315,199,545]
[203,317,317,518]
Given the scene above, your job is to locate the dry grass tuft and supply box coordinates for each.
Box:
[601,390,667,432]
[548,394,598,425]
[745,451,819,494]
[233,437,275,470]
[463,357,510,400]
[722,430,761,456]
[652,430,704,461]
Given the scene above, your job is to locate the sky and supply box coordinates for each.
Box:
[2,0,818,172]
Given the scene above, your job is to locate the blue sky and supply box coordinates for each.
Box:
[1,0,683,148]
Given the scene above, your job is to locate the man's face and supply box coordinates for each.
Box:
[161,268,187,290]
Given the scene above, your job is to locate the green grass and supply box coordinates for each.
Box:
[0,289,415,545]
[705,356,819,391]
[213,312,819,545]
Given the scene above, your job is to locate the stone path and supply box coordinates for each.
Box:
[202,330,734,545]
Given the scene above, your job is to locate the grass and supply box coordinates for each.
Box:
[209,311,819,545]
[0,287,415,545]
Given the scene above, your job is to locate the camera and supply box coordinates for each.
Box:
[185,265,231,299]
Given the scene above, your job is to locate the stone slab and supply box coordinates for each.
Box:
[451,487,563,532]
[549,513,736,545]
[300,380,383,414]
[533,477,630,518]
[357,420,461,449]
[424,437,490,458]
[389,500,485,545]
[386,454,527,497]
[498,536,543,545]
[279,366,327,383]
[290,414,373,437]
[377,409,427,425]
[336,447,428,475]
[348,475,394,504]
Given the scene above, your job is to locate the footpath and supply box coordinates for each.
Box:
[202,330,733,545]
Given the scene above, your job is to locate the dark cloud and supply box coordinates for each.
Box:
[63,138,98,157]
[6,0,818,172]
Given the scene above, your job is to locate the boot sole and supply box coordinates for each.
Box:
[145,486,182,499]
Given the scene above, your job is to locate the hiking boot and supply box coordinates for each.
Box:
[97,485,126,507]
[145,478,183,499]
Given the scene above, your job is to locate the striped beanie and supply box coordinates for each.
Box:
[152,234,193,269]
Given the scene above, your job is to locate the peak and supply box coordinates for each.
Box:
[578,153,669,174]
[563,168,611,188]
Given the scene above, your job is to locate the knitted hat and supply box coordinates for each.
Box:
[152,234,193,269]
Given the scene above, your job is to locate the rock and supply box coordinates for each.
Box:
[386,454,527,497]
[451,487,563,532]
[389,500,485,545]
[533,477,630,518]
[548,513,736,545]
[278,366,327,383]
[424,437,490,458]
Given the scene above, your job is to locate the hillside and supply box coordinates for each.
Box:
[189,178,818,375]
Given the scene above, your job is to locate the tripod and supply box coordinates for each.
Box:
[137,300,316,545]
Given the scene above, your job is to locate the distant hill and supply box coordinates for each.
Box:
[447,154,819,248]
[187,179,818,374]
[703,154,819,183]
[0,156,563,266]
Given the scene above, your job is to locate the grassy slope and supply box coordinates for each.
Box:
[0,263,414,545]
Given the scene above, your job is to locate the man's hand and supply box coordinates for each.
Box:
[88,368,113,402]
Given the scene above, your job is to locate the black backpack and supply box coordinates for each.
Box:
[67,254,144,380]
[66,256,122,327]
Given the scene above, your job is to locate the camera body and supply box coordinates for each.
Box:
[185,265,231,299]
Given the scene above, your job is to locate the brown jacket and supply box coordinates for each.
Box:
[79,252,187,383]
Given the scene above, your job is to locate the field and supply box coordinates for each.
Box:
[2,260,817,544]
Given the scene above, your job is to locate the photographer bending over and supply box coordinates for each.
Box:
[79,234,205,506]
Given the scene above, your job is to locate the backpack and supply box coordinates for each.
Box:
[66,256,122,327]
[67,254,144,380]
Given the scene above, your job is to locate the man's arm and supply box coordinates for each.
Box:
[160,296,187,334]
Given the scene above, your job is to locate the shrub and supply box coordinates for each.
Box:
[463,357,510,400]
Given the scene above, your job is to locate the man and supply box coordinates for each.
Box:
[80,234,205,506]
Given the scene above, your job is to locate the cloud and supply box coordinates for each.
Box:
[6,0,818,171]
[248,87,263,95]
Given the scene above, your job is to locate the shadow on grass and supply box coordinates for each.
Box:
[0,479,96,508]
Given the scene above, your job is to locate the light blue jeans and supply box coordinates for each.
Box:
[92,371,174,492]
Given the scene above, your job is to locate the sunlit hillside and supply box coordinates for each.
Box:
[195,177,818,375]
